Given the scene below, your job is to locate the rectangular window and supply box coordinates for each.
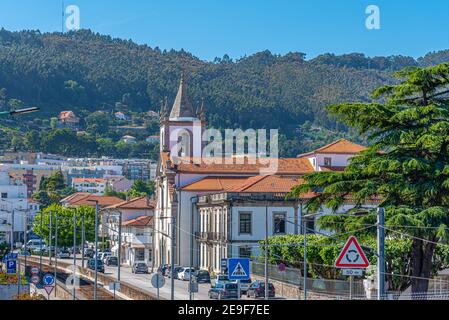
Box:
[273,212,286,234]
[1,193,7,199]
[239,212,252,234]
[136,249,145,261]
[239,246,252,259]
[306,218,316,234]
[324,157,332,166]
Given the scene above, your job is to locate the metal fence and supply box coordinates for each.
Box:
[251,261,366,297]
[251,261,449,300]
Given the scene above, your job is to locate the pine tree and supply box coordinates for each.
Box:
[291,63,449,295]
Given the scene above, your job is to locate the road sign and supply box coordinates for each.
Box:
[228,258,250,281]
[278,263,286,272]
[189,282,198,293]
[31,266,39,275]
[109,282,121,291]
[221,258,228,274]
[43,273,55,286]
[342,269,364,276]
[44,286,54,296]
[151,273,165,289]
[6,260,16,274]
[7,253,18,260]
[31,275,40,285]
[335,236,369,269]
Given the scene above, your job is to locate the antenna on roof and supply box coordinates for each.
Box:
[62,0,65,34]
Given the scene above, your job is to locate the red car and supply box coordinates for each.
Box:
[246,281,275,299]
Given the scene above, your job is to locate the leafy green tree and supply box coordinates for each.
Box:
[32,205,97,248]
[291,63,449,294]
[33,171,75,208]
[128,180,155,198]
[261,234,449,292]
[104,185,127,200]
[24,130,41,152]
[85,111,111,136]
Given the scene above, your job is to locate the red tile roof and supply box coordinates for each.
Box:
[72,178,107,183]
[122,215,153,227]
[299,139,367,157]
[105,197,155,210]
[181,177,250,191]
[161,152,314,175]
[59,111,79,120]
[61,192,123,208]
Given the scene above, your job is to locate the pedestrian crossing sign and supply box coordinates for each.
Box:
[228,258,250,280]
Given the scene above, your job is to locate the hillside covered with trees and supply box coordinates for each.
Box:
[1,28,449,157]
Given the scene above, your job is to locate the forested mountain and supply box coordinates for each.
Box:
[1,28,448,157]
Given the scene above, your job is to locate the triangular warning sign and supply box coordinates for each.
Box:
[44,285,54,295]
[335,236,369,268]
[231,262,248,277]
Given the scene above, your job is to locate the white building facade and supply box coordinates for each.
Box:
[0,169,30,246]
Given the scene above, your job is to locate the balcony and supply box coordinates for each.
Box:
[195,232,227,243]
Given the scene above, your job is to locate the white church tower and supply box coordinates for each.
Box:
[159,74,206,159]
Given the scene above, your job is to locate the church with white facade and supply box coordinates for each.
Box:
[154,75,378,273]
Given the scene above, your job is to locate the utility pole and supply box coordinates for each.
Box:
[303,214,307,300]
[40,211,43,273]
[377,207,385,300]
[23,211,27,271]
[94,202,99,300]
[81,211,85,268]
[171,216,176,301]
[264,201,269,301]
[118,211,122,282]
[11,209,14,251]
[54,212,58,298]
[72,209,77,300]
[49,210,52,265]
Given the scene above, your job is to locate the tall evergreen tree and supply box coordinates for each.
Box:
[291,63,449,295]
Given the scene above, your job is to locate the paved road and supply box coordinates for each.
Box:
[67,255,285,300]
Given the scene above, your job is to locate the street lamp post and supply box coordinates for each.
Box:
[23,211,27,271]
[72,209,77,300]
[81,211,85,268]
[40,211,43,273]
[49,210,52,265]
[54,212,58,298]
[264,201,269,301]
[94,202,99,300]
[118,211,122,282]
[377,207,385,300]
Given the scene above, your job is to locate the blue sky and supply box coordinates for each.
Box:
[0,0,448,61]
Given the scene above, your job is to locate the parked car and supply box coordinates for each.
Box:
[105,256,118,267]
[132,262,148,274]
[208,282,239,300]
[83,248,94,258]
[23,239,46,252]
[70,246,81,254]
[167,266,183,278]
[103,252,112,263]
[246,281,275,299]
[177,267,195,281]
[239,278,252,294]
[87,259,105,273]
[194,270,211,283]
[57,249,71,259]
[211,274,232,287]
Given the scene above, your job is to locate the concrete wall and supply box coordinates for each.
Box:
[0,284,29,300]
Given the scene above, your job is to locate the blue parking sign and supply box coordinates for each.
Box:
[228,258,250,281]
[6,260,17,274]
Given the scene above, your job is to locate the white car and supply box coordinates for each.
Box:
[102,252,111,263]
[177,267,196,281]
[23,239,47,252]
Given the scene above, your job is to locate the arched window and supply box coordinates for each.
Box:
[177,129,191,157]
